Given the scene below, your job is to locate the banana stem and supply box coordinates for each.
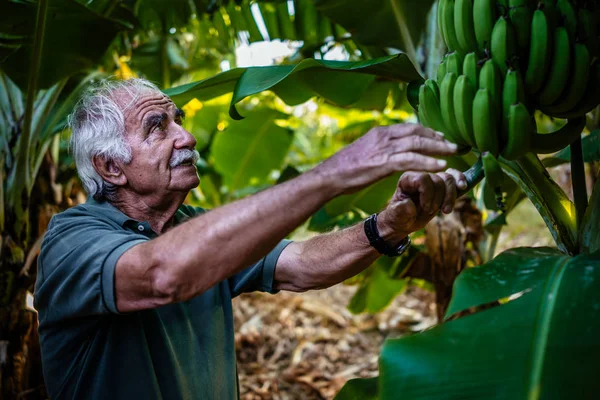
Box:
[161,33,171,89]
[501,154,578,255]
[570,136,588,236]
[390,0,420,75]
[13,0,48,194]
[457,155,485,198]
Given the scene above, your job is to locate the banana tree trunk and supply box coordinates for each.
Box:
[424,197,484,321]
[0,152,63,399]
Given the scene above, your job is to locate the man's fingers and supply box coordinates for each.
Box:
[429,173,446,214]
[391,152,448,172]
[438,172,457,214]
[446,168,467,190]
[393,136,458,157]
[383,124,446,141]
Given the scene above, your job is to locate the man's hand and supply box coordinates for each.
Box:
[377,169,467,243]
[313,123,459,196]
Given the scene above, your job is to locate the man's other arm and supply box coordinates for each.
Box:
[273,170,467,292]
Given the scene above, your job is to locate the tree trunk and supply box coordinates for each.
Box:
[424,197,484,321]
[1,152,66,399]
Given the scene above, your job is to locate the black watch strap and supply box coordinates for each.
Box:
[363,213,411,257]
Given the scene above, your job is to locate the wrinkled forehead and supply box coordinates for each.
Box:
[113,87,175,123]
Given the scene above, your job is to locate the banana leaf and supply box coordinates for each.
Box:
[211,108,293,193]
[338,248,600,400]
[335,377,378,400]
[314,0,436,55]
[580,179,600,254]
[0,0,131,89]
[164,54,421,119]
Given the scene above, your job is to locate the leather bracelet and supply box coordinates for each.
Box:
[363,213,411,257]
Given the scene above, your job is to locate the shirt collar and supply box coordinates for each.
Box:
[85,196,190,230]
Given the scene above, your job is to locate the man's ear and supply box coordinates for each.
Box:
[92,155,127,187]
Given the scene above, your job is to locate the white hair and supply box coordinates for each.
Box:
[68,78,162,201]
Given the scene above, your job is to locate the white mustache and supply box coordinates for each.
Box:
[169,149,200,167]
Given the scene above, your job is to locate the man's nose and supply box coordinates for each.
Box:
[173,124,197,149]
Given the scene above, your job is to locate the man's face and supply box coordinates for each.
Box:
[117,91,199,199]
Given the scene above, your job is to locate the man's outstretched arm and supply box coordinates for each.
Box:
[273,169,467,292]
[116,125,458,312]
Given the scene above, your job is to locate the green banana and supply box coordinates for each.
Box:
[501,68,527,145]
[502,102,532,160]
[440,72,469,146]
[453,75,477,147]
[455,0,478,52]
[508,0,533,68]
[482,152,505,211]
[438,0,448,48]
[473,0,497,53]
[524,9,551,94]
[437,57,448,85]
[490,16,518,75]
[426,79,441,101]
[578,8,598,59]
[473,88,499,155]
[420,80,449,134]
[446,51,463,75]
[556,0,577,41]
[418,86,431,128]
[502,69,527,119]
[407,79,425,110]
[538,26,571,106]
[443,0,463,52]
[479,59,502,113]
[545,43,590,115]
[542,60,600,118]
[463,52,479,90]
[530,117,585,154]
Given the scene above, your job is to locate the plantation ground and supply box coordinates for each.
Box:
[233,200,554,399]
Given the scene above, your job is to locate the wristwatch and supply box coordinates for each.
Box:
[363,213,411,257]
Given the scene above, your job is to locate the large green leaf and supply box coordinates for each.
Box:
[325,174,399,216]
[211,109,293,192]
[364,248,600,400]
[334,377,379,400]
[348,262,408,314]
[347,246,420,314]
[0,0,130,89]
[580,179,600,254]
[164,54,421,118]
[315,0,436,57]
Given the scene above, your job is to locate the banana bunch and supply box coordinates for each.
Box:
[419,0,599,156]
[415,0,599,206]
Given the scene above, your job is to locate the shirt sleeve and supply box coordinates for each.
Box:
[228,239,292,298]
[34,214,147,324]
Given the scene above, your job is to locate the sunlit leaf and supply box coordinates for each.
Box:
[211,109,293,192]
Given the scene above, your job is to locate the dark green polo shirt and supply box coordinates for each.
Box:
[34,197,291,400]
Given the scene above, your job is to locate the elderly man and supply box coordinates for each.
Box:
[35,78,466,399]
